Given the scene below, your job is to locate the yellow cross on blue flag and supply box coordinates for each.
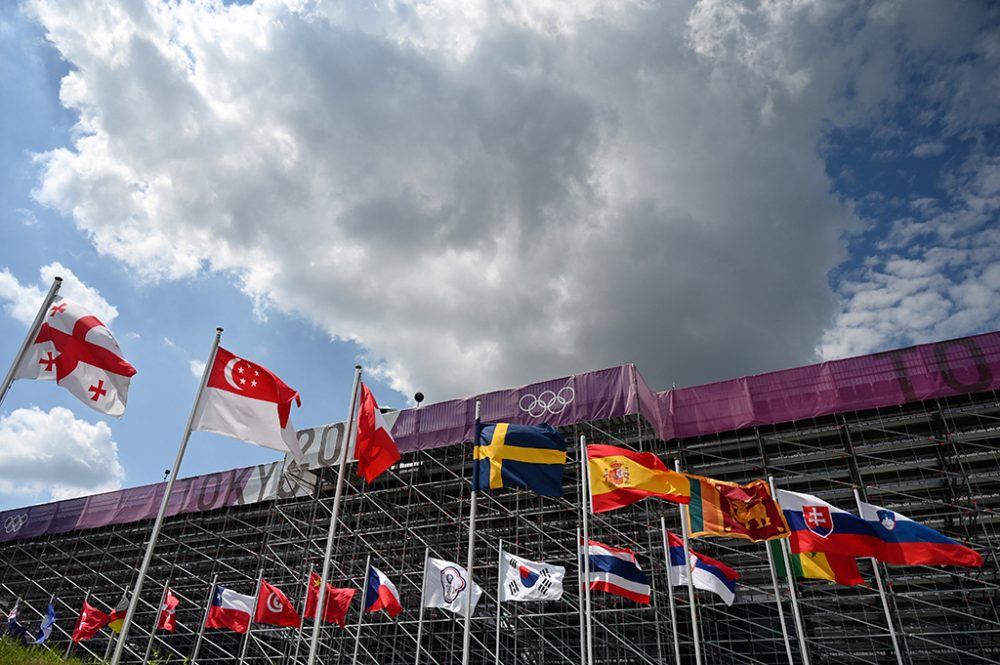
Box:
[473,423,567,496]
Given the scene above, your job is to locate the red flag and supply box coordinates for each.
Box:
[191,346,304,461]
[355,383,400,483]
[156,589,180,632]
[255,579,301,627]
[71,600,109,643]
[304,572,356,628]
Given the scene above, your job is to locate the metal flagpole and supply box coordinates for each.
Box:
[190,574,219,664]
[110,328,224,665]
[659,517,682,665]
[675,460,702,665]
[414,547,430,665]
[142,578,171,664]
[0,275,61,409]
[769,477,810,665]
[307,365,363,665]
[579,435,594,665]
[461,400,482,665]
[763,537,796,665]
[852,488,905,665]
[292,566,313,665]
[352,554,371,665]
[495,539,503,665]
[576,527,586,665]
[238,569,264,665]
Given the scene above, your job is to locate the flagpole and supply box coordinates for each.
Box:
[307,364,363,665]
[414,547,430,665]
[659,517,682,665]
[110,328,224,665]
[0,275,61,409]
[763,538,796,665]
[576,527,586,665]
[141,578,171,664]
[675,460,702,665]
[852,488,905,665]
[352,554,371,665]
[769,477,810,665]
[190,574,219,664]
[494,538,503,665]
[461,400,482,665]
[237,569,264,665]
[579,435,593,665]
[292,566,313,665]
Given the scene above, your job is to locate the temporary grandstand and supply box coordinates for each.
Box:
[1,331,998,664]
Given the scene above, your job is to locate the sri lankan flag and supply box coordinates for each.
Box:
[473,423,567,496]
[686,476,789,542]
[588,444,691,513]
[769,541,864,586]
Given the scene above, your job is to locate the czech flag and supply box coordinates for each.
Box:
[584,540,650,605]
[205,585,254,634]
[364,566,403,618]
[665,531,740,606]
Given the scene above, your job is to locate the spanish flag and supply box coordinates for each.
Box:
[769,541,864,586]
[588,444,691,513]
[686,476,789,542]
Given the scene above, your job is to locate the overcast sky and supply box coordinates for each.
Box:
[1,0,998,509]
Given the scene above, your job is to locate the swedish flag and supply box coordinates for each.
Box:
[473,423,567,496]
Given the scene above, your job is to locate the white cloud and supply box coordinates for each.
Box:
[0,262,119,327]
[189,359,205,379]
[0,406,124,502]
[913,142,946,157]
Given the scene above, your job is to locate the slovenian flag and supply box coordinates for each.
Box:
[665,532,739,606]
[858,501,983,568]
[584,540,650,605]
[205,585,254,634]
[364,566,403,618]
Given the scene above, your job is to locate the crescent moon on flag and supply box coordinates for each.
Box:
[223,357,243,391]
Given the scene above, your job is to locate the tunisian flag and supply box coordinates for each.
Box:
[14,297,136,417]
[255,579,301,627]
[156,589,180,632]
[71,600,109,643]
[304,572,356,628]
[192,346,304,461]
[355,383,400,483]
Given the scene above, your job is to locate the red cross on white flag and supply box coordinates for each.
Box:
[14,296,137,417]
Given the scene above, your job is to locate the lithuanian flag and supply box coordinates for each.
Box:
[769,541,864,586]
[686,475,789,542]
[588,444,690,513]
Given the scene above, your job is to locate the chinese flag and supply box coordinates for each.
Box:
[255,579,301,627]
[355,383,400,483]
[72,600,109,643]
[304,572,356,628]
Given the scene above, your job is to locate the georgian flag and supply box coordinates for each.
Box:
[498,552,564,602]
[192,347,305,462]
[14,297,136,417]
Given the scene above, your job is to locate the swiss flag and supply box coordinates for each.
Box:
[71,600,109,643]
[304,572,356,628]
[355,383,400,483]
[192,347,304,461]
[14,297,136,417]
[255,579,301,627]
[156,589,179,633]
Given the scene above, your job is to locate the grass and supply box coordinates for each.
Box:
[0,638,93,664]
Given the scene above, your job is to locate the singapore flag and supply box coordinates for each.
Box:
[14,297,136,417]
[192,346,305,461]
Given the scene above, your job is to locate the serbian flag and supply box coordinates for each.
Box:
[71,600,109,643]
[14,297,136,416]
[364,566,403,618]
[304,572,356,628]
[665,532,740,606]
[355,383,401,483]
[858,501,983,568]
[205,585,254,634]
[584,540,650,605]
[156,589,180,632]
[587,444,690,513]
[192,346,304,462]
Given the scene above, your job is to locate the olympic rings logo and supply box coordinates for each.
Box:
[3,514,28,534]
[518,386,575,418]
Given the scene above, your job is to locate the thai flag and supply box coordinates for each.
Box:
[665,532,739,606]
[205,585,254,634]
[364,566,403,618]
[585,540,650,605]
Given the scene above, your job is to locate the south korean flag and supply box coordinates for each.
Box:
[498,552,565,602]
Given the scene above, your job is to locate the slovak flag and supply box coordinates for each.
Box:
[584,540,650,605]
[14,297,136,417]
[255,579,301,627]
[364,566,404,618]
[205,585,254,634]
[858,501,983,568]
[665,532,739,606]
[192,347,305,462]
[355,383,401,483]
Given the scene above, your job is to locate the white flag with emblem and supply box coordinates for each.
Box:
[421,558,482,617]
[498,552,564,602]
[14,297,136,417]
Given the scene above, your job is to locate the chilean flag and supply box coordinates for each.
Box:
[205,585,254,634]
[364,566,403,618]
[665,532,740,606]
[355,383,401,483]
[585,540,650,605]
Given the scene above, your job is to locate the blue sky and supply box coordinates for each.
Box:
[1,0,998,511]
